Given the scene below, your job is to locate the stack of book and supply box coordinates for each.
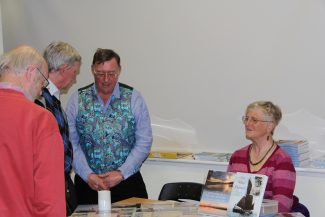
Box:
[274,213,306,217]
[260,199,278,217]
[311,153,325,168]
[277,140,310,167]
[193,152,232,162]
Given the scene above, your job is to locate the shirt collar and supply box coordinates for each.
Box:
[0,82,33,101]
[46,80,60,99]
[92,82,120,99]
[113,82,120,98]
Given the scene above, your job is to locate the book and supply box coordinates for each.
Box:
[274,213,306,217]
[311,153,325,168]
[71,204,119,217]
[148,151,193,159]
[198,170,236,215]
[226,172,268,217]
[194,152,232,162]
[73,204,97,213]
[277,140,309,154]
[260,199,278,216]
[132,210,183,217]
[277,140,310,167]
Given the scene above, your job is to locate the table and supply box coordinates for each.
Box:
[71,197,305,217]
[71,197,200,217]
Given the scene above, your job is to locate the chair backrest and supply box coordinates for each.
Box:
[291,195,310,217]
[158,182,203,201]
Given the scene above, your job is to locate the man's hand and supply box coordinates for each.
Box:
[99,170,124,188]
[87,173,109,191]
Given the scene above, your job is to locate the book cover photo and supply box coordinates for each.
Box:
[199,170,236,215]
[227,172,268,217]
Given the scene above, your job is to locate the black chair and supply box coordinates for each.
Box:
[158,182,203,201]
[291,195,310,217]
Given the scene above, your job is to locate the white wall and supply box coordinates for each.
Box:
[2,0,325,152]
[0,2,3,53]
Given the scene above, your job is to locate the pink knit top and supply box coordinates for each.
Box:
[227,144,296,212]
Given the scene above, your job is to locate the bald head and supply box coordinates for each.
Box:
[0,45,47,75]
[0,45,48,100]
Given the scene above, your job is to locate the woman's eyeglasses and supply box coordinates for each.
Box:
[242,116,273,125]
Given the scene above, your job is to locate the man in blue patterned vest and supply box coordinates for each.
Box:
[66,48,153,204]
[35,41,81,215]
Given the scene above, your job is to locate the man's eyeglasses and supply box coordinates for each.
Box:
[36,68,49,88]
[242,116,273,125]
[93,70,120,79]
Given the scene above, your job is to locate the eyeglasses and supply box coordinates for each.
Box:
[242,116,273,125]
[36,68,49,88]
[93,70,120,79]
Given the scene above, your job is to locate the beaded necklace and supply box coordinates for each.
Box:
[249,141,275,166]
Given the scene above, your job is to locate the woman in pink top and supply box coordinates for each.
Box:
[227,101,302,214]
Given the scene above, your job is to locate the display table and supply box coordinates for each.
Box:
[141,158,324,216]
[70,197,197,217]
[71,197,305,217]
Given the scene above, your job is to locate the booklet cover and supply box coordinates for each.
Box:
[194,152,232,162]
[198,170,236,215]
[148,151,193,159]
[227,172,268,217]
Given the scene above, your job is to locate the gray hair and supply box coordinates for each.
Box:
[0,45,46,75]
[43,41,81,72]
[246,100,282,126]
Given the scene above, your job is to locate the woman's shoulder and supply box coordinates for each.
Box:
[273,145,292,160]
[228,144,250,172]
[230,144,250,160]
[269,146,295,169]
[232,144,251,154]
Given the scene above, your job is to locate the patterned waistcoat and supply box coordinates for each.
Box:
[76,83,136,174]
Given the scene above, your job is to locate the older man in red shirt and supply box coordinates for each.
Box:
[0,45,65,217]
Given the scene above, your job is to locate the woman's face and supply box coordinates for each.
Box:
[244,108,273,142]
